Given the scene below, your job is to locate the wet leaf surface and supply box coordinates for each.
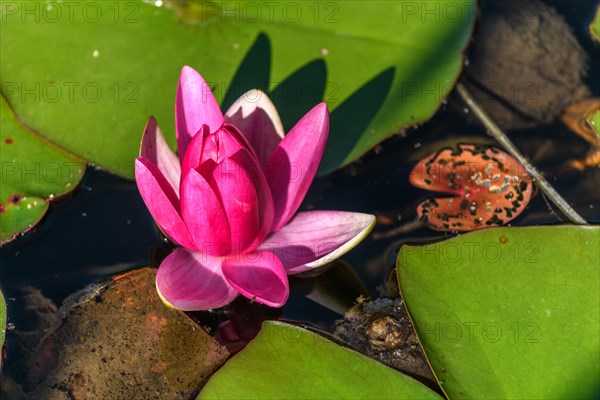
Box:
[1,0,475,177]
[0,268,229,400]
[410,145,533,231]
[199,321,443,399]
[397,226,600,399]
[0,96,85,245]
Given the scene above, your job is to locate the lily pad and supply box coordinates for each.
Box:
[0,95,85,245]
[0,0,475,177]
[200,321,442,399]
[410,145,533,231]
[396,226,600,399]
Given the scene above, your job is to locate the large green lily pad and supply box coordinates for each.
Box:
[1,0,475,177]
[0,96,85,245]
[199,321,442,399]
[397,226,600,399]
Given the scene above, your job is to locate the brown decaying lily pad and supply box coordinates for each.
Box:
[3,268,228,400]
[410,145,533,231]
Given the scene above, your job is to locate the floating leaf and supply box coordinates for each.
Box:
[1,0,475,177]
[409,145,532,231]
[0,95,85,245]
[397,226,600,399]
[200,321,443,399]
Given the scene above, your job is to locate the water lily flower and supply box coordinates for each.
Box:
[410,144,532,231]
[135,66,376,310]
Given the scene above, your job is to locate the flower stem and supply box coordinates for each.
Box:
[456,83,587,225]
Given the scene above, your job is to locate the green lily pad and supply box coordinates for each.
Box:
[0,96,85,245]
[199,321,442,399]
[590,5,600,42]
[396,226,600,399]
[0,0,475,177]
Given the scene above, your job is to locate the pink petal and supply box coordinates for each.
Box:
[156,248,238,310]
[208,149,274,253]
[140,117,181,193]
[135,158,195,249]
[180,168,231,256]
[175,66,224,156]
[265,103,329,231]
[181,125,210,176]
[221,123,262,164]
[222,250,289,308]
[183,125,255,174]
[259,211,376,274]
[224,89,284,165]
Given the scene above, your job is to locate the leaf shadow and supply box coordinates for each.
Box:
[222,32,395,175]
[321,67,395,174]
[271,59,327,132]
[221,33,271,111]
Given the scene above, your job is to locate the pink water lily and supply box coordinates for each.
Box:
[135,66,375,310]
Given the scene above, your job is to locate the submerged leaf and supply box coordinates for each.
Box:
[410,145,532,231]
[6,268,228,398]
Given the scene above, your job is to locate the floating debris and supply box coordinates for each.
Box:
[409,144,533,231]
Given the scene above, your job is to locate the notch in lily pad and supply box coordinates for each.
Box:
[410,144,533,231]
